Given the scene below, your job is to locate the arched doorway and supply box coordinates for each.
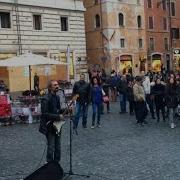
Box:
[119,55,132,74]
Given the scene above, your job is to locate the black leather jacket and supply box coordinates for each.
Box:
[39,93,64,135]
[72,80,90,104]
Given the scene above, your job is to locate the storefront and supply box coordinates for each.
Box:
[119,55,132,74]
[152,54,162,72]
[139,55,146,73]
[0,52,68,92]
[173,49,180,71]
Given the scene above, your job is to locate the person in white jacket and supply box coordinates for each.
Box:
[142,75,155,119]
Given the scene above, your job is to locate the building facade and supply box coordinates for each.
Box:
[84,0,147,75]
[145,0,180,72]
[0,0,87,91]
[171,0,180,71]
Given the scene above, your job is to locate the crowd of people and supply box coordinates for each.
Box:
[39,69,180,163]
[84,69,180,129]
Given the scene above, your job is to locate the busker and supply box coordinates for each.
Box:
[39,80,65,163]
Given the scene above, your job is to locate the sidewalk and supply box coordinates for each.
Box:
[1,102,180,180]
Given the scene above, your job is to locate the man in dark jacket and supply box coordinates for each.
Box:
[73,73,90,129]
[117,75,128,113]
[39,80,64,162]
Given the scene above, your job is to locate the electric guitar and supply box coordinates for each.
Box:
[53,94,79,134]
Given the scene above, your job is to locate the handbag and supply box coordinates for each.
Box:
[103,96,109,103]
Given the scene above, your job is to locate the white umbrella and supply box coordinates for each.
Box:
[0,53,65,67]
[0,53,66,92]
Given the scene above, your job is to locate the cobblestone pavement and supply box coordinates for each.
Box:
[1,102,180,180]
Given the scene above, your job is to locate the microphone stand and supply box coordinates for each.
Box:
[64,111,90,179]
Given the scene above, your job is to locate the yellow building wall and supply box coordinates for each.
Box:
[0,53,68,92]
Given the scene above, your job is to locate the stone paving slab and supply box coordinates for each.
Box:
[0,102,180,180]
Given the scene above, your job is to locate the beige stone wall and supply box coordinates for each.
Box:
[0,1,87,91]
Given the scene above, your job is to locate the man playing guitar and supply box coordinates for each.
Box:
[39,80,65,163]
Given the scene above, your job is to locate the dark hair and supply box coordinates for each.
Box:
[168,77,176,86]
[91,77,100,86]
[47,80,58,90]
[80,73,85,77]
[135,76,142,82]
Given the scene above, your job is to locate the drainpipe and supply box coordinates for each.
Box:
[167,0,173,71]
[100,0,105,68]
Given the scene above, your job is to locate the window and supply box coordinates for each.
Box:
[0,12,11,28]
[171,28,180,39]
[162,0,166,10]
[33,14,42,30]
[139,39,143,48]
[95,14,100,28]
[94,0,99,5]
[147,0,152,8]
[137,15,142,28]
[137,0,140,4]
[149,38,155,51]
[171,2,175,16]
[164,38,169,50]
[61,17,68,31]
[120,38,125,48]
[163,17,167,30]
[148,16,154,29]
[119,13,124,26]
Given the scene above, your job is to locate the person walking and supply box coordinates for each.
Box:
[165,78,178,128]
[91,77,103,128]
[73,73,90,129]
[127,80,134,115]
[101,78,110,113]
[142,75,155,119]
[109,70,118,102]
[34,72,40,93]
[152,78,166,122]
[133,76,148,126]
[117,75,128,114]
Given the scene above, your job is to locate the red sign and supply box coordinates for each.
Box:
[0,95,8,104]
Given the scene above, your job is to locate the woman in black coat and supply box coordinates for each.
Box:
[165,78,178,128]
[152,78,166,122]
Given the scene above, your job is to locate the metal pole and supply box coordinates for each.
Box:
[14,0,22,55]
[167,0,173,71]
[66,44,70,82]
[29,65,32,92]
